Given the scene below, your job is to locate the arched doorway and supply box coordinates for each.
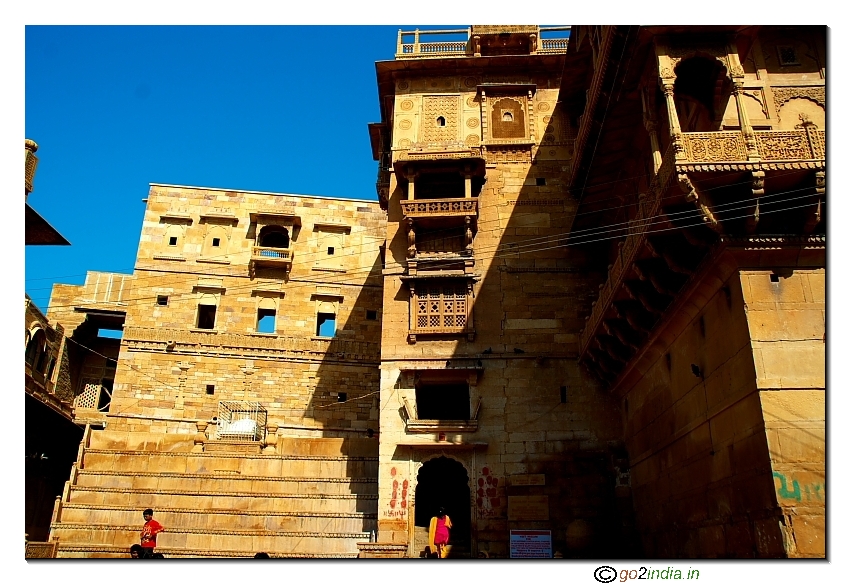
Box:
[414,456,470,558]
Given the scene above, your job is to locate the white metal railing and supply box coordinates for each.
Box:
[395,26,569,59]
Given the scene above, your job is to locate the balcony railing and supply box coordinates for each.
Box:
[251,246,292,263]
[680,127,825,164]
[395,26,569,59]
[401,197,478,219]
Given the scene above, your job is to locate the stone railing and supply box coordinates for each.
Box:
[401,198,478,219]
[397,41,468,59]
[539,38,569,53]
[680,128,825,164]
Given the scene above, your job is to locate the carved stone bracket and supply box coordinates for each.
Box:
[678,171,720,231]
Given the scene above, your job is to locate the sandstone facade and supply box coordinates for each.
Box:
[39,25,825,559]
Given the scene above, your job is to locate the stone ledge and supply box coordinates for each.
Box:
[357,542,408,558]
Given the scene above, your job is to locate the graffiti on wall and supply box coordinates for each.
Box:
[477,466,502,518]
[772,471,824,503]
[383,466,409,519]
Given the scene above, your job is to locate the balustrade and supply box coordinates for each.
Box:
[400,197,478,219]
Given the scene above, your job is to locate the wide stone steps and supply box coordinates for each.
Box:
[51,431,379,558]
[59,504,377,533]
[66,485,375,515]
[51,522,368,555]
[55,543,358,559]
[74,469,378,496]
[81,449,379,478]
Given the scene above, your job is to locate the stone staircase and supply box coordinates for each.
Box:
[49,426,378,558]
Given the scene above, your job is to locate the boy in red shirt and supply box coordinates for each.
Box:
[140,508,164,557]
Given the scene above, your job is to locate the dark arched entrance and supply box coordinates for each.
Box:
[414,456,470,557]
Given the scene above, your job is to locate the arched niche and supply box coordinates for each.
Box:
[776,97,825,131]
[673,55,731,132]
[258,225,290,248]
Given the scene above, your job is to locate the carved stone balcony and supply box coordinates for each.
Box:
[678,127,825,169]
[250,246,293,274]
[400,197,478,220]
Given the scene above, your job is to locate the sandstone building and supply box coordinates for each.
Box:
[40,25,825,559]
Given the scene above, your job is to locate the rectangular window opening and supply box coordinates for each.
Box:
[338,392,348,403]
[257,308,277,334]
[327,247,335,255]
[212,237,221,247]
[536,177,546,186]
[197,304,217,330]
[366,310,378,321]
[415,383,470,420]
[168,236,178,246]
[97,328,123,339]
[560,386,567,403]
[206,384,215,395]
[316,312,336,337]
[156,295,169,306]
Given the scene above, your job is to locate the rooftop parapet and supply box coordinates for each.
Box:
[395,26,569,60]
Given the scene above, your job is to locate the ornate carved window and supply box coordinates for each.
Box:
[407,279,474,342]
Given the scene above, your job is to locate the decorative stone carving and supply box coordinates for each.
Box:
[772,86,825,109]
[755,131,812,160]
[399,119,412,130]
[683,132,748,162]
[466,117,479,128]
[400,99,414,111]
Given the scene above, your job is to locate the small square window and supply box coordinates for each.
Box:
[206,384,215,395]
[770,273,780,283]
[257,308,276,334]
[777,45,800,66]
[536,177,546,186]
[197,304,216,330]
[328,247,335,255]
[156,295,168,306]
[317,313,336,337]
[366,310,378,321]
[212,238,221,247]
[338,392,348,403]
[168,236,178,246]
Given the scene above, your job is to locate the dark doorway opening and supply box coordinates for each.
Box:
[414,456,471,557]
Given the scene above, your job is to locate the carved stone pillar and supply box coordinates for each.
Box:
[732,81,759,160]
[407,170,417,200]
[641,83,663,173]
[473,35,481,57]
[465,217,473,251]
[661,82,685,160]
[805,170,825,233]
[408,281,417,344]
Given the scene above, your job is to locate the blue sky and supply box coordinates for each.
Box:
[24,25,411,310]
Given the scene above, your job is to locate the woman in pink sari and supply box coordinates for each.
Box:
[428,507,452,558]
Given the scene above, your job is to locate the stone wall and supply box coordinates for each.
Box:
[741,269,825,557]
[109,186,385,436]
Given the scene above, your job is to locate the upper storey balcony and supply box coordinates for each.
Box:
[395,154,486,274]
[248,212,301,278]
[394,26,570,60]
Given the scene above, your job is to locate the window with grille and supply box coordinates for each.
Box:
[414,283,469,332]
